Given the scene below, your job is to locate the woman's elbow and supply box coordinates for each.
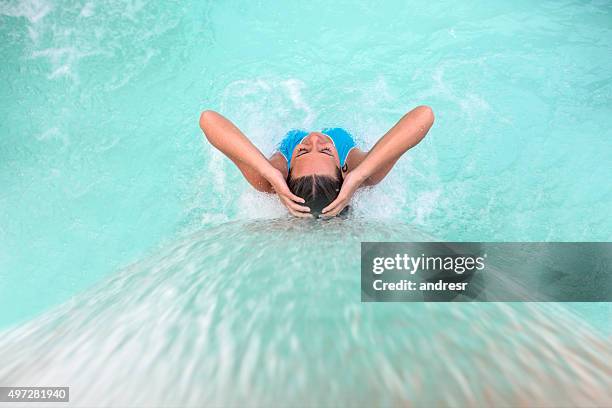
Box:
[199,110,218,132]
[415,105,435,127]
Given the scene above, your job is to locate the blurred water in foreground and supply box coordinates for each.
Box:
[0,220,610,406]
[1,0,611,327]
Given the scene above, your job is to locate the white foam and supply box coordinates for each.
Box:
[236,190,285,220]
[207,149,228,198]
[0,0,52,23]
[79,2,94,18]
[281,79,316,128]
[35,126,69,147]
[30,46,98,81]
[413,189,441,224]
[219,78,317,155]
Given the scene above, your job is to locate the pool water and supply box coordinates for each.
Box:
[0,0,611,405]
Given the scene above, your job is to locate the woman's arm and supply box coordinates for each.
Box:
[348,105,434,185]
[323,105,434,216]
[199,110,278,192]
[199,110,311,217]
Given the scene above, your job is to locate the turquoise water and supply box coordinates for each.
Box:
[1,0,611,405]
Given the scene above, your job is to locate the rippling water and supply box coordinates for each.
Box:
[1,0,611,405]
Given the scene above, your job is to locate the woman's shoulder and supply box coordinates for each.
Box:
[344,148,367,174]
[269,151,289,178]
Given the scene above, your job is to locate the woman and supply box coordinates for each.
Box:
[199,106,434,218]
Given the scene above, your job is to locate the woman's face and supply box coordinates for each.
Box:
[289,132,340,178]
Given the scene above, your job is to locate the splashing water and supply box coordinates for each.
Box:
[0,220,610,406]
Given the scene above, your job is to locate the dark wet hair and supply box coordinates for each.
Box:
[287,166,343,216]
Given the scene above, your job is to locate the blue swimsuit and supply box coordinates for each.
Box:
[277,127,357,170]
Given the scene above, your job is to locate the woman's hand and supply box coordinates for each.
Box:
[321,170,367,217]
[264,168,312,218]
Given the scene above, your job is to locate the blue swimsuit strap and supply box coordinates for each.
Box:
[321,127,357,170]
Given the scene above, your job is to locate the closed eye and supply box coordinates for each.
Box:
[296,147,309,157]
[320,147,333,157]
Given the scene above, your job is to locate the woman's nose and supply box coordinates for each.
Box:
[305,133,325,145]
